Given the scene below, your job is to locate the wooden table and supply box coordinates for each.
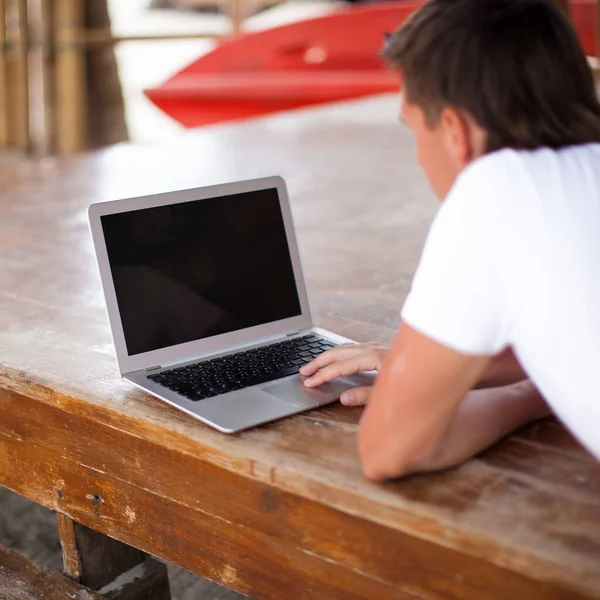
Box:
[1,96,600,600]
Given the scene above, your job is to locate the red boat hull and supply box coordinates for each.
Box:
[145,1,598,128]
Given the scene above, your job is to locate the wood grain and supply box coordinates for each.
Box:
[1,388,592,600]
[57,514,84,582]
[1,96,599,599]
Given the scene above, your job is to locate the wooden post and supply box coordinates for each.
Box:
[57,514,172,600]
[54,0,87,154]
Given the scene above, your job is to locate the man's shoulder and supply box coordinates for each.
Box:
[443,149,525,218]
[461,144,600,185]
[450,144,600,211]
[457,148,537,192]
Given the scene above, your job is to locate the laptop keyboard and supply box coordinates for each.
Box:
[147,334,336,402]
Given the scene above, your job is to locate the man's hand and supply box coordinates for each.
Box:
[300,342,389,406]
[301,340,528,409]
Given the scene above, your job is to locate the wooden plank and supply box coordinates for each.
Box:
[0,432,421,600]
[0,544,105,600]
[0,388,597,600]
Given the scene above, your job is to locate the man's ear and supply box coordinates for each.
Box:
[440,107,473,166]
[441,107,487,165]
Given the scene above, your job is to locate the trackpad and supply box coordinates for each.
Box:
[262,375,355,408]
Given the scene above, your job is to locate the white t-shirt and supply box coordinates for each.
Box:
[401,144,600,459]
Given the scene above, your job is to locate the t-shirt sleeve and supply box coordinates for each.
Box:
[401,164,512,356]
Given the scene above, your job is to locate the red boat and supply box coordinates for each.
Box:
[144,1,598,128]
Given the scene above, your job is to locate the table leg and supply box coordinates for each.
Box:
[57,514,172,600]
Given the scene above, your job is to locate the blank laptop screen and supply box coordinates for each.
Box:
[100,188,302,356]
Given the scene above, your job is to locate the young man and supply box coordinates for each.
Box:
[301,0,600,480]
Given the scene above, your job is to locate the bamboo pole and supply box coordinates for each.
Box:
[54,0,87,154]
[5,0,29,152]
[27,0,53,155]
[76,30,221,47]
[42,0,56,154]
[17,0,28,151]
[0,0,8,149]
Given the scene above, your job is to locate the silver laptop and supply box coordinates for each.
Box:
[88,176,370,433]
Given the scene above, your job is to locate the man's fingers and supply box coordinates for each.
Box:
[299,343,363,376]
[303,351,381,387]
[340,386,372,406]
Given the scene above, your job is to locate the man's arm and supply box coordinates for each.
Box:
[411,380,549,473]
[358,325,549,480]
[303,325,549,480]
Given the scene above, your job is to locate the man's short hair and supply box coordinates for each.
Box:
[383,0,600,152]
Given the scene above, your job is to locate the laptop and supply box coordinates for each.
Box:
[88,176,372,433]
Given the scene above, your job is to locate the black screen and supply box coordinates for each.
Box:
[101,188,301,356]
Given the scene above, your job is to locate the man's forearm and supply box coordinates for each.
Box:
[406,380,551,475]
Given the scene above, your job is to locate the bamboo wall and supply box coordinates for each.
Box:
[0,0,127,156]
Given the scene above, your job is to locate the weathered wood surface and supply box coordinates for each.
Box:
[0,544,105,600]
[1,96,599,599]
